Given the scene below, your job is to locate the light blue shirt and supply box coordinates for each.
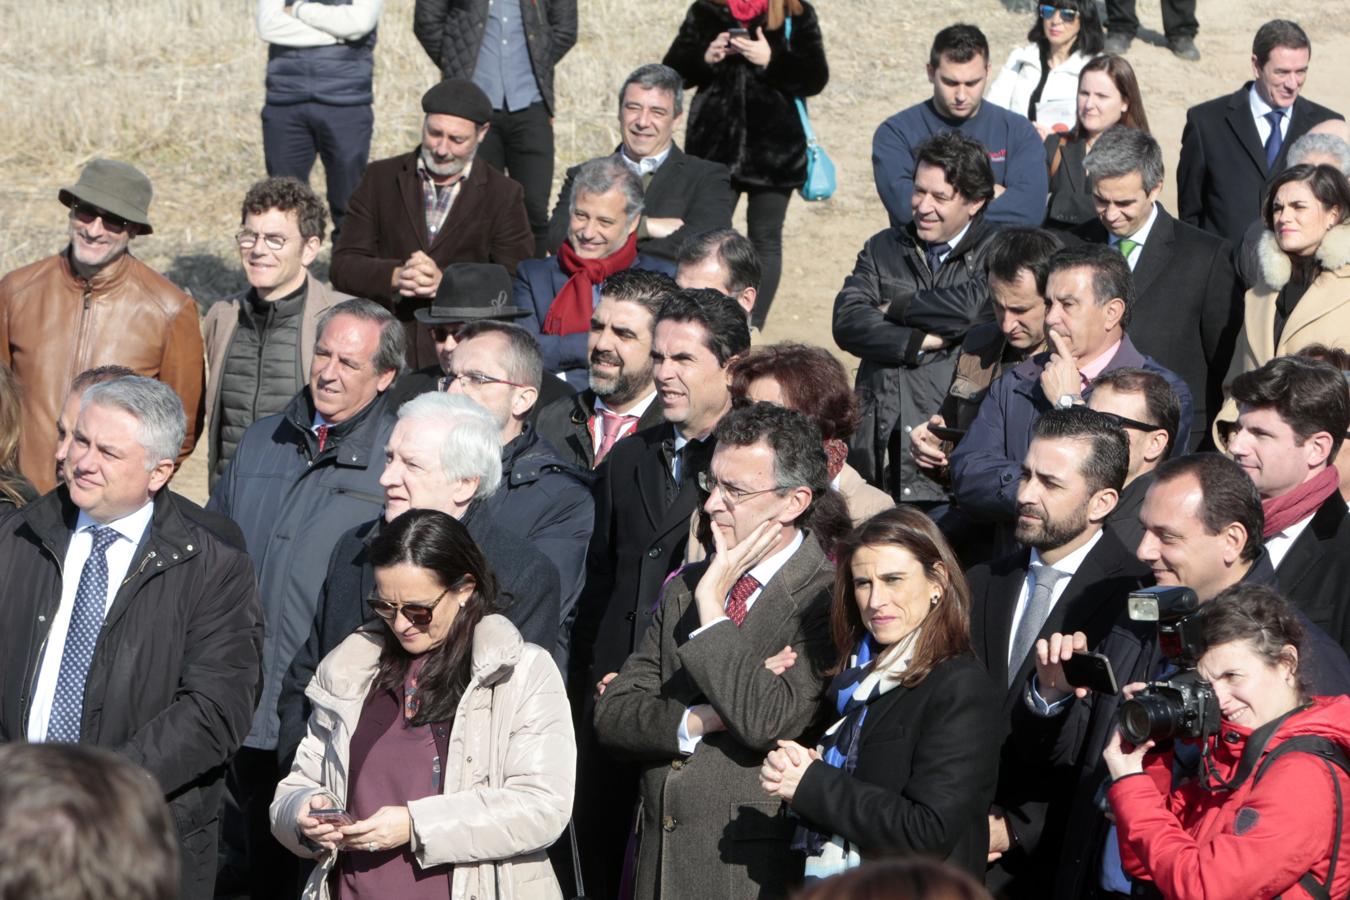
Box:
[471,0,542,112]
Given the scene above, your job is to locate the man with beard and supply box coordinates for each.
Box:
[966,407,1148,896]
[330,78,535,368]
[535,268,676,469]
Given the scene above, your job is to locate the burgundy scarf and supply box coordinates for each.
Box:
[825,438,849,481]
[1262,466,1339,538]
[543,233,639,336]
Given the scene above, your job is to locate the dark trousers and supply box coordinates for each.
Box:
[1105,0,1198,38]
[478,101,554,258]
[261,101,374,238]
[734,185,793,329]
[218,747,300,900]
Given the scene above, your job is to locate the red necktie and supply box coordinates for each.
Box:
[593,409,637,467]
[725,574,761,627]
[316,424,330,453]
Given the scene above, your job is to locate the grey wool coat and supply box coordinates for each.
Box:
[593,532,835,900]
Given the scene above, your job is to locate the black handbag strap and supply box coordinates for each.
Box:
[1258,736,1350,900]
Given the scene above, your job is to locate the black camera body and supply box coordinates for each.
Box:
[1117,586,1221,744]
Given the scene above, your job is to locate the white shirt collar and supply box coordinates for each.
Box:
[75,500,155,547]
[1266,511,1318,570]
[620,144,672,177]
[311,411,332,432]
[934,221,972,262]
[1029,528,1104,578]
[746,529,806,590]
[1110,200,1160,246]
[1249,82,1286,120]
[594,389,658,421]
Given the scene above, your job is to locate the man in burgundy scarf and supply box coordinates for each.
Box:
[1228,354,1350,655]
[514,156,675,390]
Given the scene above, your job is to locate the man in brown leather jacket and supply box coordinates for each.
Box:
[0,159,205,493]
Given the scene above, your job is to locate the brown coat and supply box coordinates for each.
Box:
[329,150,535,317]
[1213,224,1350,445]
[0,248,204,492]
[201,273,347,476]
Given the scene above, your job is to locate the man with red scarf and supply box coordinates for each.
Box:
[514,156,675,390]
[1228,354,1350,655]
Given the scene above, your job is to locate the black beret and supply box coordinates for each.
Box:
[421,78,493,125]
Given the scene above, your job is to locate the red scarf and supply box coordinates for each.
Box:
[1262,466,1339,538]
[543,233,639,336]
[727,0,768,22]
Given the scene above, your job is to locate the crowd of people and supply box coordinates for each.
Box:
[2,2,1350,900]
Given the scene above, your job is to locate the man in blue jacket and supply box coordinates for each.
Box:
[873,23,1048,229]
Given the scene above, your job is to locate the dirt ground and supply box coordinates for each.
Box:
[2,0,1347,505]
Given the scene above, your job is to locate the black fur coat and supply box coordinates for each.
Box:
[663,0,828,190]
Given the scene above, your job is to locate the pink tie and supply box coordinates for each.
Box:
[316,423,330,453]
[725,574,761,627]
[594,409,637,467]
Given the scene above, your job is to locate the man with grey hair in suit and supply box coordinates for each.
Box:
[595,401,836,900]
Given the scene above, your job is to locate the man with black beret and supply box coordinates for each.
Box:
[331,77,535,368]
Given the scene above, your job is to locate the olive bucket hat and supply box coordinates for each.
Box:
[58,159,154,234]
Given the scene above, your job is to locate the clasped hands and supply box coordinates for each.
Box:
[393,251,443,298]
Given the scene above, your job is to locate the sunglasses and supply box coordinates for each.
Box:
[1039,4,1079,22]
[1097,411,1163,433]
[430,324,466,343]
[367,587,450,627]
[70,201,133,233]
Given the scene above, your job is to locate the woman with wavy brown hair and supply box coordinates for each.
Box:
[760,507,999,881]
[0,364,37,509]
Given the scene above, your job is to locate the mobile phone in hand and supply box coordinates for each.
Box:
[1062,651,1119,695]
[726,27,748,53]
[310,808,355,827]
[928,425,967,444]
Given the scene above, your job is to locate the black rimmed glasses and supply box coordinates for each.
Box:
[235,230,292,251]
[367,587,450,627]
[1039,4,1079,22]
[697,472,785,505]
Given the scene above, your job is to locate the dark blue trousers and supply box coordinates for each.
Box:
[261,101,373,237]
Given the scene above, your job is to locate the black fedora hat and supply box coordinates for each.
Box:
[413,263,528,324]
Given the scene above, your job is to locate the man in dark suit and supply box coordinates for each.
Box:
[967,407,1147,896]
[569,287,750,899]
[534,268,676,470]
[1229,355,1350,655]
[1177,19,1343,247]
[330,78,535,368]
[516,157,676,389]
[1076,126,1241,449]
[675,227,761,323]
[594,402,836,900]
[547,64,732,262]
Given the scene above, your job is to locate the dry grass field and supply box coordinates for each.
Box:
[2,0,1347,503]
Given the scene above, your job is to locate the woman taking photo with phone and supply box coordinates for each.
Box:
[759,507,1000,881]
[663,0,828,330]
[1104,585,1350,900]
[271,509,574,899]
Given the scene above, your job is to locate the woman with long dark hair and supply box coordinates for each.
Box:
[0,364,36,509]
[271,509,574,899]
[759,507,999,880]
[986,0,1104,137]
[663,0,829,329]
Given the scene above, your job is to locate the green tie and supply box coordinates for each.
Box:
[1118,238,1139,261]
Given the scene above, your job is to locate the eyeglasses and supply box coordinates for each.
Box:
[697,472,785,504]
[1097,411,1163,433]
[235,230,291,251]
[439,370,530,391]
[430,324,466,344]
[1039,4,1079,22]
[70,202,133,233]
[367,587,450,627]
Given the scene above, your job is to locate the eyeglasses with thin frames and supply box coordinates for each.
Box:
[367,587,450,627]
[697,471,786,505]
[235,230,292,251]
[70,202,133,233]
[1038,4,1078,22]
[439,370,531,391]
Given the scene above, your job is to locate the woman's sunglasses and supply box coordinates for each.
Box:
[1039,5,1079,22]
[367,587,450,627]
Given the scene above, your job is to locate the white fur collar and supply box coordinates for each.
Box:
[1258,222,1350,290]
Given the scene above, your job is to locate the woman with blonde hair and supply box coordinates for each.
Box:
[0,364,36,508]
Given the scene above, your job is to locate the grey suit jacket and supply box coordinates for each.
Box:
[594,532,835,900]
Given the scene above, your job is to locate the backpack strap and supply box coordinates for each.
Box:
[1258,736,1350,900]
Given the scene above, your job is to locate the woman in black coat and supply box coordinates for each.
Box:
[759,507,1000,881]
[663,0,828,329]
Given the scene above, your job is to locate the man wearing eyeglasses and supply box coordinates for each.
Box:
[202,176,348,489]
[0,158,205,493]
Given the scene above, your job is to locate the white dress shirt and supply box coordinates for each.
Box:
[1108,201,1160,271]
[1266,512,1317,570]
[678,529,806,752]
[1249,84,1291,147]
[589,391,658,456]
[27,502,155,741]
[1007,530,1104,671]
[620,144,672,178]
[934,221,972,267]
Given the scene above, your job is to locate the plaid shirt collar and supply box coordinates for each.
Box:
[415,154,472,240]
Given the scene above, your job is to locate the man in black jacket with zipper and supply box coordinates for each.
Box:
[833,131,999,505]
[0,376,262,900]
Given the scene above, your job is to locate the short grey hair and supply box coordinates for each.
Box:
[396,393,503,498]
[1288,133,1350,177]
[619,64,684,117]
[455,320,545,391]
[568,157,644,223]
[315,298,408,376]
[81,377,186,469]
[1084,125,1165,194]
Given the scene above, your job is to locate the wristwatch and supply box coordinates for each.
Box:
[1056,393,1083,409]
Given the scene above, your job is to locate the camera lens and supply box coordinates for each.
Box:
[1119,692,1181,744]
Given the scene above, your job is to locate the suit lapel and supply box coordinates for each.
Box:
[645,144,686,205]
[398,153,431,251]
[1279,270,1350,351]
[738,537,828,653]
[1224,88,1269,176]
[983,553,1030,688]
[429,162,487,254]
[568,391,597,468]
[1131,206,1175,299]
[634,427,673,532]
[1275,493,1348,595]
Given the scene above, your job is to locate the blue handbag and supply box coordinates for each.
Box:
[785,17,835,201]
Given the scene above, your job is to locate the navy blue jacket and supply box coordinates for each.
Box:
[948,334,1193,525]
[264,0,376,106]
[513,252,676,390]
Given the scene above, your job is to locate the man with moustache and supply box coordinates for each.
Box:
[0,159,205,493]
[202,177,347,487]
[535,268,676,470]
[965,408,1147,895]
[330,78,535,367]
[546,64,733,263]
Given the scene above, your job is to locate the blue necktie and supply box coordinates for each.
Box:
[925,241,951,276]
[46,526,120,743]
[1264,109,1285,171]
